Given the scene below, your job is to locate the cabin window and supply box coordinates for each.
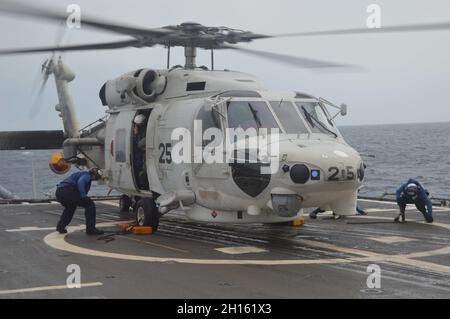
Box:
[115,129,127,162]
[187,81,206,91]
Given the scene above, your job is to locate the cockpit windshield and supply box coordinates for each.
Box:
[295,102,337,137]
[270,101,308,134]
[227,101,279,130]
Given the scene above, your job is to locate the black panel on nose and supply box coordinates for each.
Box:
[230,162,271,197]
[290,164,310,184]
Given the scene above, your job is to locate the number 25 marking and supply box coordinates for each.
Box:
[328,166,354,181]
[159,143,172,164]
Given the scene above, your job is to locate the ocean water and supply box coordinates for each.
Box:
[0,122,449,199]
[340,122,450,198]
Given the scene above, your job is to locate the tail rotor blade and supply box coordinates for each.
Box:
[30,60,48,94]
[29,78,48,119]
[29,60,52,119]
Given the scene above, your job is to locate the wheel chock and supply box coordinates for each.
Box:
[292,217,305,226]
[132,226,153,235]
[117,223,153,235]
[118,223,131,231]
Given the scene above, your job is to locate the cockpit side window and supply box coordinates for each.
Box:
[295,102,337,136]
[197,106,221,132]
[227,101,279,131]
[197,105,222,147]
[269,101,309,134]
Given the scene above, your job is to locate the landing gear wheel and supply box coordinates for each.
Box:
[135,198,160,231]
[119,195,132,212]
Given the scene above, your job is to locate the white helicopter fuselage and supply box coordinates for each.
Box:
[99,67,363,224]
[2,9,445,228]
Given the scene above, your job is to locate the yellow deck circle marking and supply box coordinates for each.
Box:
[43,218,450,272]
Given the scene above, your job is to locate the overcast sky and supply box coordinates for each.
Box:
[0,0,449,130]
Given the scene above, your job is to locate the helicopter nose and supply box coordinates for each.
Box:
[280,141,363,184]
[272,140,363,217]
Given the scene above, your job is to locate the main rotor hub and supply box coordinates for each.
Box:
[160,22,268,69]
[161,22,269,49]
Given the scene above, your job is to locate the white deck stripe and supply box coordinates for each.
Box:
[0,202,59,207]
[348,215,450,231]
[359,199,399,204]
[6,226,60,232]
[359,199,449,211]
[368,236,416,244]
[0,282,103,295]
[6,220,133,233]
[215,246,267,255]
[364,207,434,213]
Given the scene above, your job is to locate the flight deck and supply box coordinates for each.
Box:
[0,199,449,298]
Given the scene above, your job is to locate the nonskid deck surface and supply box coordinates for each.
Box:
[0,199,449,298]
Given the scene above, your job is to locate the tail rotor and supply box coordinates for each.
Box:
[29,24,66,119]
[29,56,55,119]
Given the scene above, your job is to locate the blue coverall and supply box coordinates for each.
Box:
[55,171,97,231]
[396,179,433,222]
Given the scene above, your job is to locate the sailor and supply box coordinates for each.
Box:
[395,179,433,223]
[55,168,104,235]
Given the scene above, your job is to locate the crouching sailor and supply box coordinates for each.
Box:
[395,178,433,223]
[55,168,105,235]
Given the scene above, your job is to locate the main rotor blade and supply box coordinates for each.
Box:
[0,39,141,55]
[224,45,355,69]
[272,22,450,38]
[0,1,171,37]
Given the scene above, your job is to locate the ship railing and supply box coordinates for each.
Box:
[360,192,450,207]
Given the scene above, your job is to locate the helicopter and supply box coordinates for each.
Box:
[1,2,450,231]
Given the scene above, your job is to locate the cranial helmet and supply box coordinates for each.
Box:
[89,167,102,180]
[406,183,418,195]
[134,114,146,125]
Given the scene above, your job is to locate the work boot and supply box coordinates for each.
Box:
[56,223,68,234]
[86,228,104,236]
[394,211,405,223]
[56,227,68,234]
[425,216,434,223]
[309,212,317,219]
